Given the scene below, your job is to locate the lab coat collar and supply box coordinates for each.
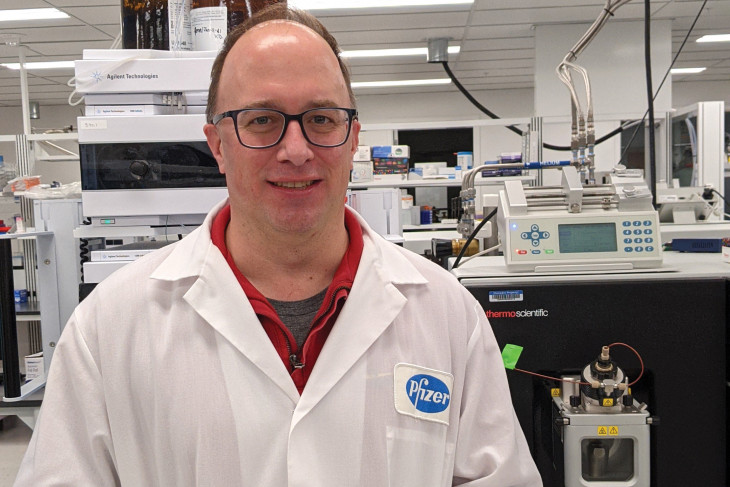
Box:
[150,198,228,282]
[346,207,429,286]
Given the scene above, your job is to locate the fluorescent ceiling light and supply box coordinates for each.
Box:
[1,61,75,70]
[351,78,451,88]
[0,8,69,22]
[696,34,730,43]
[342,46,460,59]
[290,0,473,9]
[670,67,706,74]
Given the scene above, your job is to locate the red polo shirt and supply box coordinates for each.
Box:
[211,205,363,394]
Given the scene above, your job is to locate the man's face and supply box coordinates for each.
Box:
[204,21,360,237]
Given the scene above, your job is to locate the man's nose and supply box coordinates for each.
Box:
[277,119,314,166]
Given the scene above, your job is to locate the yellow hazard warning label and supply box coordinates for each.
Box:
[551,388,560,397]
[597,426,608,436]
[609,426,619,436]
[602,398,614,407]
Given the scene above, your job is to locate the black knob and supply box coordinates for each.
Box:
[129,160,150,180]
[622,394,633,407]
[569,395,581,407]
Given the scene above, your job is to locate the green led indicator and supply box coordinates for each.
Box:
[100,219,115,225]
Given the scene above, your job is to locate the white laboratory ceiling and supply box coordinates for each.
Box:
[0,0,727,107]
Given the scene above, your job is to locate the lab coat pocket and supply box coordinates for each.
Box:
[386,425,455,487]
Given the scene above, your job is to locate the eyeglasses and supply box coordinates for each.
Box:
[211,107,358,149]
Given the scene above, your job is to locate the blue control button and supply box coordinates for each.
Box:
[531,224,539,232]
[521,232,530,239]
[625,247,633,252]
[635,238,643,244]
[633,221,641,226]
[622,221,631,227]
[644,229,652,235]
[634,229,642,235]
[541,231,550,239]
[643,220,652,226]
[531,250,541,254]
[623,230,632,235]
[645,237,653,243]
[532,240,540,247]
[635,247,644,252]
[646,246,654,252]
[531,231,540,239]
[624,238,632,244]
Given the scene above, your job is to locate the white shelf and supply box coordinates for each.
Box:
[349,179,461,189]
[348,174,535,190]
[73,225,195,239]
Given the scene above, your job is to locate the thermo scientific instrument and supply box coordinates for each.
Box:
[551,345,652,487]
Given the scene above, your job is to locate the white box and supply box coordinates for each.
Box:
[722,246,730,263]
[351,160,373,182]
[24,352,44,381]
[354,146,371,162]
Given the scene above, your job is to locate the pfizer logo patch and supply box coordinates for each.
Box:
[394,363,454,425]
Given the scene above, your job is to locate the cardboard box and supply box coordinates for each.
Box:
[24,352,44,381]
[372,145,409,180]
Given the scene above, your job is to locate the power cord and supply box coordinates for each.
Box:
[452,207,498,269]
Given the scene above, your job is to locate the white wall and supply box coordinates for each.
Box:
[673,81,729,108]
[535,21,673,118]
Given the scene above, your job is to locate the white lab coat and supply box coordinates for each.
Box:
[15,201,541,487]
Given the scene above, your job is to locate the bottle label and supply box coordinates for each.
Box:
[169,0,193,51]
[190,6,227,51]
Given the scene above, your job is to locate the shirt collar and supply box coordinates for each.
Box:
[211,204,363,303]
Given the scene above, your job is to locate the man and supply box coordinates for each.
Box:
[15,5,541,486]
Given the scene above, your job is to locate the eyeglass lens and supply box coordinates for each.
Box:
[236,108,352,148]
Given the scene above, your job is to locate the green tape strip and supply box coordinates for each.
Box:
[501,344,524,370]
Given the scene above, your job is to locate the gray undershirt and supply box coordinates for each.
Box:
[268,287,328,350]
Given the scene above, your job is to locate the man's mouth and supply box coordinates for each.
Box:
[273,180,316,189]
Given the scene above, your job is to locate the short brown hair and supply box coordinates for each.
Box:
[206,4,356,123]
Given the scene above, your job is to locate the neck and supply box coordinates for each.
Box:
[225,210,349,301]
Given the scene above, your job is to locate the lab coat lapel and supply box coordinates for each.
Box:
[156,212,300,403]
[293,222,427,425]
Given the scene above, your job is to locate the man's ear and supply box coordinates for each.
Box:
[348,119,361,170]
[203,123,226,174]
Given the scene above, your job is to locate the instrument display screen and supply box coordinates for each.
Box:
[558,222,617,253]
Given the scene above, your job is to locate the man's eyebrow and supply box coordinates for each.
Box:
[236,99,344,111]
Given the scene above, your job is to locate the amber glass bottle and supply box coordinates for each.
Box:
[121,0,170,50]
[227,0,287,31]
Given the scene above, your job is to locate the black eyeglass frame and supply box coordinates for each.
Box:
[211,107,358,149]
